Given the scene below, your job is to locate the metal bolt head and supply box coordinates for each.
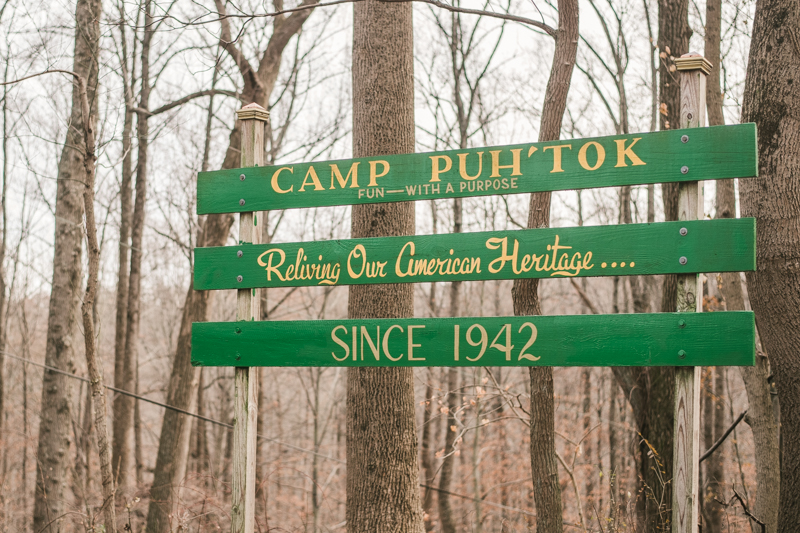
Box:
[237,275,243,282]
[679,256,688,265]
[681,166,689,174]
[239,199,246,206]
[681,135,689,143]
[680,227,688,236]
[678,350,687,359]
[237,250,243,258]
[239,174,246,181]
[235,327,242,334]
[678,319,686,328]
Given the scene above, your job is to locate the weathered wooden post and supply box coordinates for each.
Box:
[672,53,712,533]
[231,102,268,533]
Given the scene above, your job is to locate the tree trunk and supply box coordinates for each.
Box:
[111,4,136,498]
[740,1,799,529]
[78,66,117,532]
[347,2,424,532]
[144,5,314,529]
[32,0,101,529]
[510,0,578,530]
[438,367,459,533]
[701,4,726,529]
[116,0,153,501]
[658,0,691,313]
[420,372,436,531]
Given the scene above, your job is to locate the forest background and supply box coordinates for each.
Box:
[0,0,790,531]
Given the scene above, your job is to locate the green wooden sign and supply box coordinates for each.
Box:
[191,312,755,367]
[194,219,755,290]
[196,124,757,214]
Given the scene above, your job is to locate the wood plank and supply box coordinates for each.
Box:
[191,312,756,368]
[672,54,709,533]
[196,124,757,214]
[230,103,267,533]
[194,218,756,290]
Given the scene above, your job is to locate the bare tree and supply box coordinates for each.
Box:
[347,1,423,531]
[30,0,103,529]
[144,1,317,529]
[740,0,800,529]
[510,0,578,530]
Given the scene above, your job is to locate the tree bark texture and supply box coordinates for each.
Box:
[702,4,726,530]
[740,0,800,530]
[144,5,314,530]
[510,0,577,530]
[658,0,691,313]
[112,31,135,496]
[420,375,436,532]
[32,0,101,530]
[115,0,153,499]
[347,2,424,532]
[438,367,459,533]
[77,69,117,532]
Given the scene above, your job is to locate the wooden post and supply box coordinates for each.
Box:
[231,103,268,533]
[672,53,711,533]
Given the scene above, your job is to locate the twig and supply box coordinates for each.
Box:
[569,278,601,314]
[699,409,746,464]
[154,0,556,37]
[555,450,588,532]
[715,487,765,533]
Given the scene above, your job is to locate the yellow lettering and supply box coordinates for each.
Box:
[361,326,381,361]
[257,248,286,281]
[430,155,452,182]
[383,325,403,361]
[578,141,605,171]
[330,162,360,189]
[331,325,349,361]
[299,166,325,192]
[614,138,646,167]
[543,144,573,173]
[408,325,425,361]
[489,149,522,178]
[271,167,294,194]
[347,244,366,279]
[396,242,414,277]
[458,152,484,180]
[368,160,390,186]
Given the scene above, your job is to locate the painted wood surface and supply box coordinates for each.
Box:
[191,312,755,368]
[196,124,757,214]
[193,218,755,290]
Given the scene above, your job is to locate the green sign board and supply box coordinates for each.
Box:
[196,124,757,214]
[191,312,755,368]
[194,219,755,290]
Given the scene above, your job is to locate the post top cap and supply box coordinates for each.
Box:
[236,103,270,122]
[674,53,713,75]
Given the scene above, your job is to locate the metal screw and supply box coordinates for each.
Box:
[681,166,689,174]
[239,199,246,206]
[240,174,246,181]
[681,135,689,143]
[235,327,242,334]
[680,227,688,236]
[679,256,688,265]
[237,250,243,258]
[237,275,243,282]
[678,319,686,328]
[678,350,687,359]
